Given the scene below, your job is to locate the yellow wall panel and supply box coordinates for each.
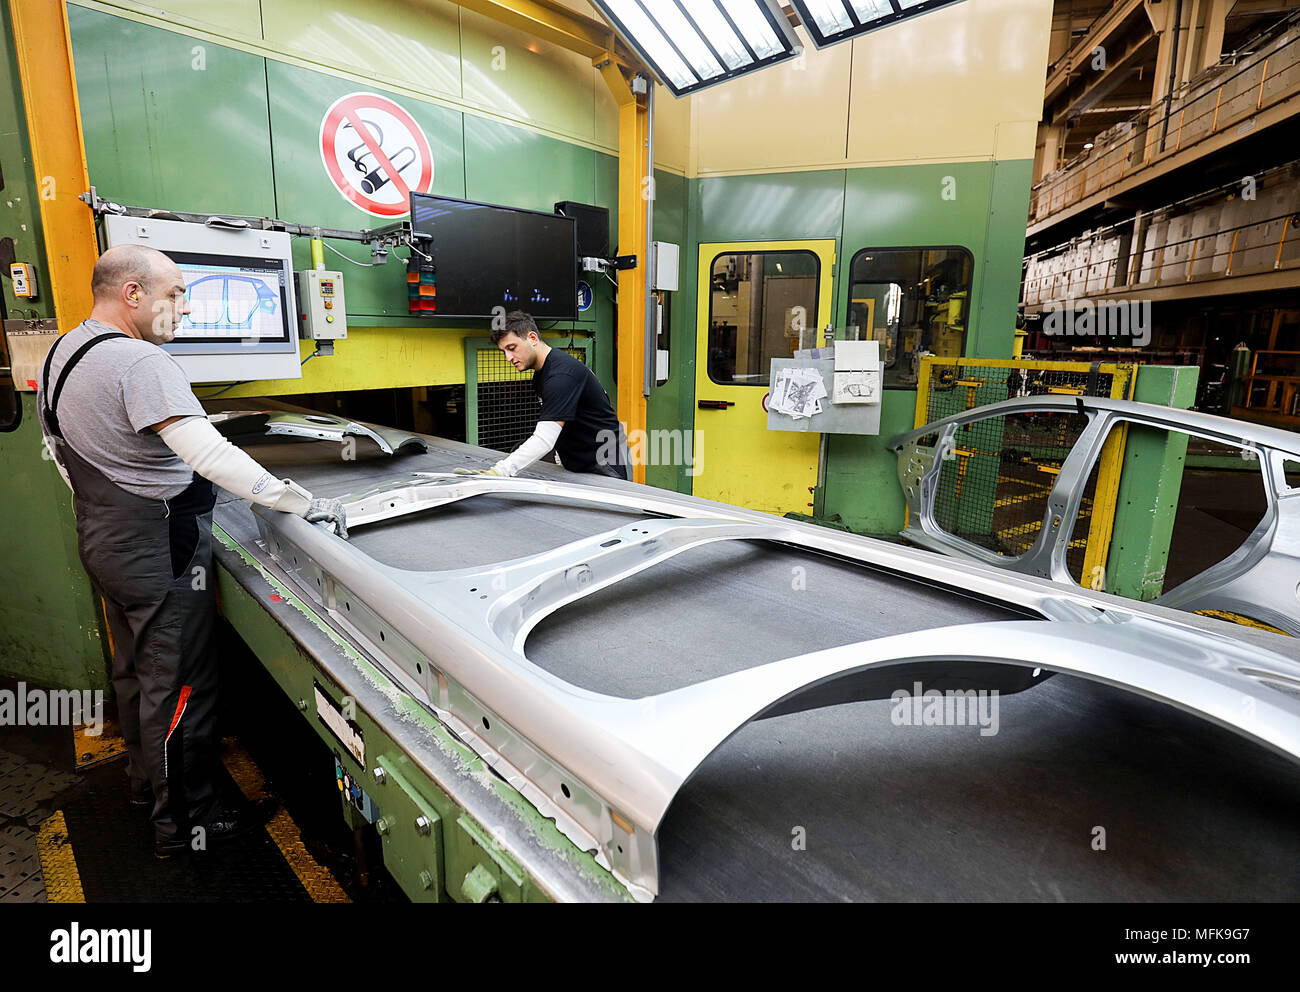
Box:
[995,120,1040,162]
[651,81,691,176]
[208,327,476,398]
[685,0,1052,177]
[260,0,463,103]
[94,0,265,38]
[846,0,1053,166]
[594,68,619,153]
[459,7,597,142]
[204,329,586,397]
[692,40,852,176]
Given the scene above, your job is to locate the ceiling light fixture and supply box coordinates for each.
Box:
[789,0,967,50]
[591,0,802,97]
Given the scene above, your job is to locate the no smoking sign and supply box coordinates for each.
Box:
[319,92,434,217]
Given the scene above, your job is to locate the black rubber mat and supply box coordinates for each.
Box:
[656,672,1300,902]
[60,760,312,903]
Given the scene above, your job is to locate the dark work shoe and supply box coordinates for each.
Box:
[154,835,188,859]
[129,779,153,806]
[202,804,261,845]
[154,799,276,858]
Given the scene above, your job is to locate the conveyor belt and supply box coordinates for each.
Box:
[212,431,1300,902]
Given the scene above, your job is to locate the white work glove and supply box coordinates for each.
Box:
[493,421,562,477]
[158,415,314,515]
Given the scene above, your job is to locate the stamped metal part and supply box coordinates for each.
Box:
[890,396,1300,636]
[253,472,1300,901]
[211,410,431,456]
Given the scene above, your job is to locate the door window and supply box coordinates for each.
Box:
[706,251,819,386]
[846,247,973,389]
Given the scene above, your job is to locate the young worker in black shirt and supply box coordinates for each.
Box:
[476,311,631,480]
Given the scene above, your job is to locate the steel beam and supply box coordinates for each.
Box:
[7,0,97,327]
[448,0,627,62]
[606,65,650,480]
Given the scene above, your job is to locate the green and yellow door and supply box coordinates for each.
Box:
[693,240,836,514]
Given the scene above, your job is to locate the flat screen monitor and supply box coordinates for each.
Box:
[409,193,577,319]
[103,216,302,383]
[168,252,292,343]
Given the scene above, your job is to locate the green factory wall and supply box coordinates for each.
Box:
[643,159,1035,538]
[64,3,1031,535]
[63,3,683,401]
[0,1,109,690]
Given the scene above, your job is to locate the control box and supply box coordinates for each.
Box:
[652,242,679,292]
[9,263,36,299]
[295,270,347,340]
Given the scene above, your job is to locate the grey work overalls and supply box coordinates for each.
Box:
[40,331,220,847]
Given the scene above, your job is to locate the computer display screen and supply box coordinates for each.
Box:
[101,214,303,383]
[409,193,577,319]
[165,251,293,343]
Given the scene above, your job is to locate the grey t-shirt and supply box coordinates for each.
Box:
[36,318,206,500]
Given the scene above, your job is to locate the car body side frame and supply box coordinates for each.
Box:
[890,396,1300,636]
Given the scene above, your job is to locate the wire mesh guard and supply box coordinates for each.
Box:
[922,364,1124,576]
[474,346,588,454]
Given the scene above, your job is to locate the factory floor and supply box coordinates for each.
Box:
[0,639,405,904]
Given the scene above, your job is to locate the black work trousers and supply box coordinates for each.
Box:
[62,443,220,846]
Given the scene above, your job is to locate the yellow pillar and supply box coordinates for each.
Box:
[598,55,649,483]
[8,0,97,330]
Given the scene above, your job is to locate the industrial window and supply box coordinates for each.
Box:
[845,247,973,389]
[707,250,819,386]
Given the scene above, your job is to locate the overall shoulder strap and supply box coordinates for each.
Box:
[43,331,129,437]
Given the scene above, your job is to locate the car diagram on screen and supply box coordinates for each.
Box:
[181,271,282,338]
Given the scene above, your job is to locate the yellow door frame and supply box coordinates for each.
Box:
[693,239,836,514]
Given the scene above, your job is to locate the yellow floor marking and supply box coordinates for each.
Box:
[74,718,127,771]
[36,811,85,903]
[220,737,351,903]
[1195,610,1291,636]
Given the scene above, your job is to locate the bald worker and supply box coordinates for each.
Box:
[37,244,346,858]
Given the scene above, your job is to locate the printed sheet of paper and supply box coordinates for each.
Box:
[770,366,827,419]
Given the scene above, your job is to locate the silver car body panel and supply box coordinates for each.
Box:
[252,471,1300,902]
[210,410,432,456]
[890,396,1300,636]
